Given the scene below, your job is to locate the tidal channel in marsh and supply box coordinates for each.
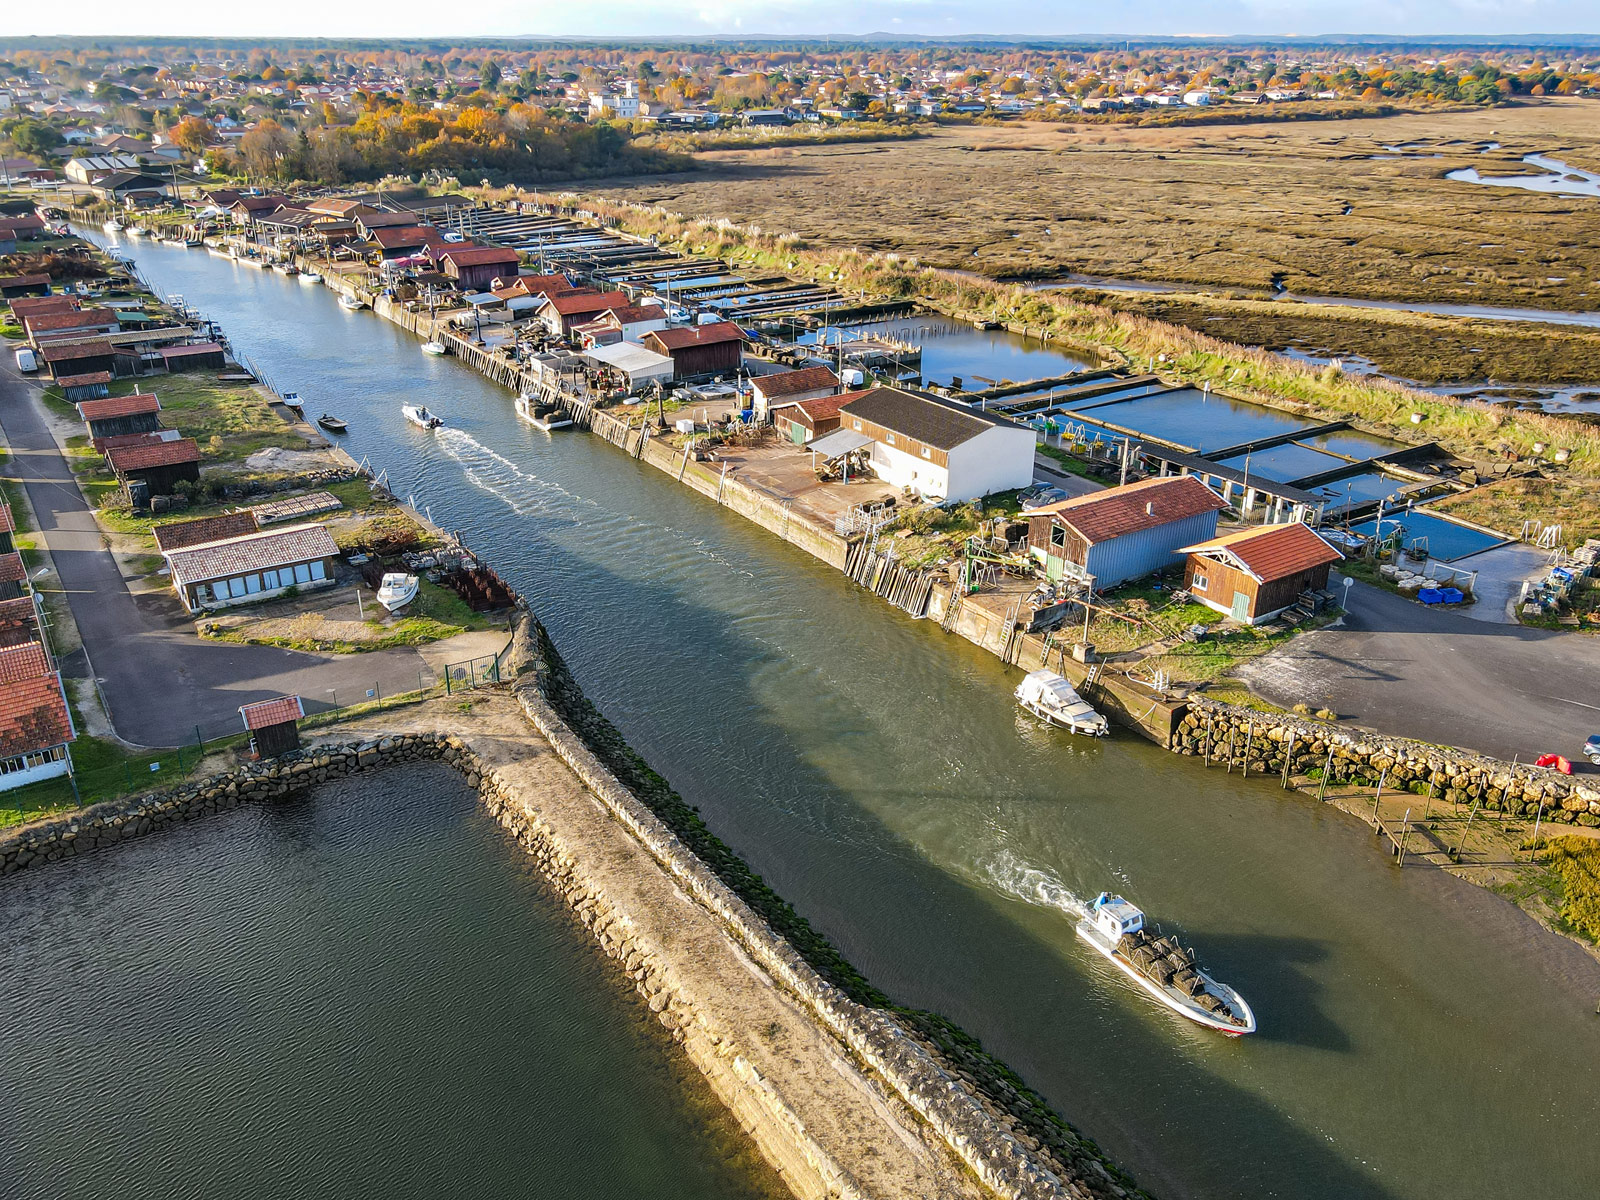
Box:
[65,230,1600,1200]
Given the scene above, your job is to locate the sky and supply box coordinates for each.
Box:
[7,1,1599,40]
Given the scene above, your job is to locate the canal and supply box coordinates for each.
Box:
[0,764,782,1200]
[75,233,1600,1200]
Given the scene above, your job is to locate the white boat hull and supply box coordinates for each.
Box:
[1018,695,1107,737]
[421,342,447,356]
[516,396,573,430]
[299,273,322,284]
[1076,920,1255,1035]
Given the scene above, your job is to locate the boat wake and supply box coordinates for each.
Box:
[433,428,758,579]
[974,850,1091,920]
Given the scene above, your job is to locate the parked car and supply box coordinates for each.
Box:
[1019,487,1069,512]
[14,347,37,373]
[1586,735,1600,767]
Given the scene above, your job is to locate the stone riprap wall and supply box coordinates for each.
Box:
[509,611,1146,1200]
[1174,700,1600,825]
[0,735,453,874]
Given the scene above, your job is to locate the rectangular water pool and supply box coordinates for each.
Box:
[1350,510,1507,561]
[1314,471,1408,509]
[1080,389,1313,452]
[1216,443,1349,484]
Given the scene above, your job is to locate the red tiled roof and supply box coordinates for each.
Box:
[600,304,667,324]
[78,393,160,420]
[543,289,628,315]
[94,432,171,453]
[0,552,26,585]
[0,672,73,757]
[776,393,853,422]
[647,322,746,350]
[24,307,116,334]
[1180,522,1344,581]
[165,523,338,584]
[0,640,50,683]
[1036,476,1228,545]
[57,371,114,388]
[39,340,113,363]
[495,272,572,298]
[154,510,259,553]
[0,596,43,647]
[158,342,223,360]
[755,365,839,399]
[104,437,201,473]
[8,296,77,318]
[438,245,520,269]
[0,504,13,534]
[239,695,305,730]
[0,274,52,288]
[372,225,448,249]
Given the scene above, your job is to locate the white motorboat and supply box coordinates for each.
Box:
[1076,894,1256,1036]
[402,404,443,430]
[280,391,304,413]
[1015,668,1108,737]
[420,341,448,356]
[299,271,322,284]
[103,219,124,233]
[126,225,144,238]
[516,393,573,431]
[376,572,419,612]
[338,293,365,311]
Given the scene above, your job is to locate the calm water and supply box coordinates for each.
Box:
[800,313,1092,388]
[77,232,1600,1200]
[0,764,780,1200]
[1447,153,1600,201]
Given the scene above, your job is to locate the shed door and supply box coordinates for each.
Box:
[1231,590,1252,621]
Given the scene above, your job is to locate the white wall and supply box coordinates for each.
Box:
[944,424,1037,500]
[0,751,70,792]
[867,440,947,497]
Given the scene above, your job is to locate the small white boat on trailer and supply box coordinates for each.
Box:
[1015,669,1108,737]
[338,293,365,310]
[376,572,419,612]
[402,404,443,430]
[420,340,448,356]
[1076,894,1255,1036]
[516,393,573,431]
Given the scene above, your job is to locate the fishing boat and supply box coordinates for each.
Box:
[281,391,304,413]
[103,218,124,233]
[277,263,299,276]
[338,293,365,311]
[376,572,419,612]
[316,413,347,433]
[1015,669,1109,737]
[1076,894,1255,1036]
[299,271,322,284]
[402,404,443,430]
[420,340,448,356]
[516,393,573,431]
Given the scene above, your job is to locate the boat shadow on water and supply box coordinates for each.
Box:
[1170,930,1349,1053]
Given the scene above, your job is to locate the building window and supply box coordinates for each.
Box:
[1050,525,1066,549]
[853,419,862,431]
[885,433,895,445]
[0,745,65,774]
[294,562,312,584]
[921,446,932,459]
[1193,573,1208,592]
[262,569,279,590]
[244,574,262,594]
[310,561,327,581]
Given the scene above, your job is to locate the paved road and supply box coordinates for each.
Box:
[0,364,481,747]
[1240,573,1600,768]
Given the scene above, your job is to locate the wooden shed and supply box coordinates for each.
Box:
[78,392,162,443]
[39,340,116,381]
[104,437,202,496]
[1179,522,1344,624]
[157,342,227,372]
[60,372,113,403]
[643,322,745,381]
[0,552,26,602]
[239,695,304,759]
[0,274,51,299]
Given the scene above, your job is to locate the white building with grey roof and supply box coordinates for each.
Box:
[836,386,1035,502]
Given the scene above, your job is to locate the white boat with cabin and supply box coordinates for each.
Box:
[376,572,419,612]
[420,340,448,356]
[516,393,573,431]
[281,391,304,413]
[1076,894,1255,1036]
[402,404,443,430]
[103,219,124,233]
[1015,669,1108,737]
[338,293,365,311]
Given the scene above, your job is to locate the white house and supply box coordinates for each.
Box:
[836,386,1035,501]
[589,82,640,119]
[1182,90,1213,106]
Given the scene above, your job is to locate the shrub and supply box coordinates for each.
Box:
[1539,836,1600,942]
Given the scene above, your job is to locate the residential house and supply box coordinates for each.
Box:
[642,322,745,381]
[104,437,201,495]
[1026,475,1230,589]
[572,303,668,346]
[435,245,522,292]
[751,365,839,420]
[9,295,77,321]
[1178,522,1343,624]
[771,392,850,445]
[0,663,75,789]
[163,522,340,613]
[836,386,1034,501]
[354,209,421,239]
[78,392,161,443]
[371,224,449,260]
[0,552,25,601]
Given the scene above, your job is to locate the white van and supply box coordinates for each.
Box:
[14,347,38,373]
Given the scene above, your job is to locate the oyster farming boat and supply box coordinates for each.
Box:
[402,404,443,429]
[1015,669,1109,736]
[1076,894,1255,1035]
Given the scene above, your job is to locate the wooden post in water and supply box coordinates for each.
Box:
[1241,723,1254,779]
[1452,793,1484,862]
[1280,733,1296,789]
[1317,746,1335,802]
[1203,715,1213,767]
[1422,776,1438,822]
[1225,727,1236,773]
[1371,767,1388,828]
[1397,807,1412,866]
